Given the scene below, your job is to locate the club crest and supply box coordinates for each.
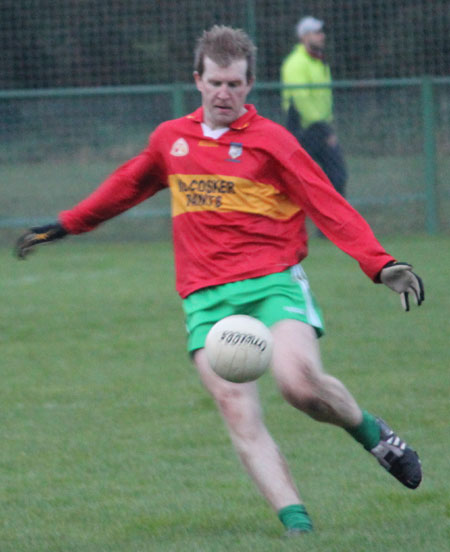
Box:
[228,142,243,160]
[170,138,189,157]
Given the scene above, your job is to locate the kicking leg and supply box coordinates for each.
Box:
[271,319,362,427]
[270,319,421,489]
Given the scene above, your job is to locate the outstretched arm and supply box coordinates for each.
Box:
[274,138,425,311]
[14,134,166,259]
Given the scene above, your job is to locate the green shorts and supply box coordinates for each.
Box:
[182,264,324,353]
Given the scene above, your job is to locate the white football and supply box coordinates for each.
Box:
[205,315,273,383]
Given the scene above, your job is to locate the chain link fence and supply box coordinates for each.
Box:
[2,0,449,87]
[1,1,449,242]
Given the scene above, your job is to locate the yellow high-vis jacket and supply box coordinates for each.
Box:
[281,44,333,129]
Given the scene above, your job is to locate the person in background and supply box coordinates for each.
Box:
[281,16,347,198]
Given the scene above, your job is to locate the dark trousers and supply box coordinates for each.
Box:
[286,106,347,196]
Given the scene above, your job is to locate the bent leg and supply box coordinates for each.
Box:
[193,348,301,511]
[270,319,422,489]
[271,319,362,427]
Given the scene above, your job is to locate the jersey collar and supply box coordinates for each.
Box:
[186,104,258,130]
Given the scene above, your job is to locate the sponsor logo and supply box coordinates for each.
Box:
[170,138,189,156]
[175,177,236,208]
[169,174,301,218]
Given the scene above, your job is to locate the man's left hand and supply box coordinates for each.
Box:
[379,262,425,311]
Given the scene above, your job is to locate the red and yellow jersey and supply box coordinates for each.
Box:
[59,104,394,298]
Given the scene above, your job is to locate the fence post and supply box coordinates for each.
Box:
[421,75,438,234]
[245,0,257,41]
[172,83,185,119]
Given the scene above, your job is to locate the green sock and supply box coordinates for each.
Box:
[345,409,381,451]
[278,504,313,532]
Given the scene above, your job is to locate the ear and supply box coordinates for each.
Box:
[193,71,203,91]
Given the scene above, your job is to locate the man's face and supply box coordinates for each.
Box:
[194,56,254,129]
[303,30,326,51]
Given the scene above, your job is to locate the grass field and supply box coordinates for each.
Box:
[1,235,449,551]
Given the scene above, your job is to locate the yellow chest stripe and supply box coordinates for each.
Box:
[169,174,300,220]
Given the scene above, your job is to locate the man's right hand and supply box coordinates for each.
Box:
[15,222,68,259]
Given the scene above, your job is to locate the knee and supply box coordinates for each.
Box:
[276,362,325,414]
[280,382,332,420]
[215,386,245,423]
[279,382,319,412]
[213,386,263,440]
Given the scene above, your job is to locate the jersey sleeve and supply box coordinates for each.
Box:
[274,143,395,281]
[59,129,167,234]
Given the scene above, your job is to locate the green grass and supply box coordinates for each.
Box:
[1,235,449,551]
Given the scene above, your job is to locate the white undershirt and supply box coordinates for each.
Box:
[201,122,229,139]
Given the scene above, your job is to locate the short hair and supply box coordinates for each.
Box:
[194,25,257,82]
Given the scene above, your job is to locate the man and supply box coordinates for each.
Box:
[16,26,424,537]
[281,16,347,197]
